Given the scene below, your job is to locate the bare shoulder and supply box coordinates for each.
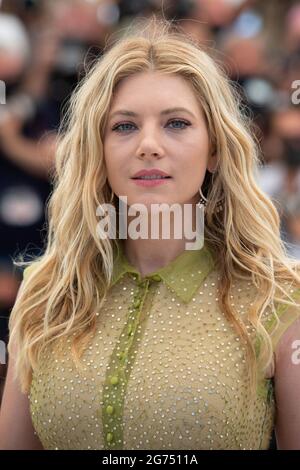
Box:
[0,340,44,450]
[274,317,300,450]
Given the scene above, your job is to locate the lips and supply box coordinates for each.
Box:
[131,177,171,187]
[131,168,171,179]
[132,175,171,180]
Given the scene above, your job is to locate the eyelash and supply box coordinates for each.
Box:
[111,119,191,132]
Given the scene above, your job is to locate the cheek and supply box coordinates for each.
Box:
[106,163,122,190]
[104,139,128,170]
[103,142,119,176]
[105,156,128,194]
[177,151,207,179]
[174,150,207,196]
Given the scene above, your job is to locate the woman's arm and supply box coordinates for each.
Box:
[0,340,44,450]
[274,317,300,449]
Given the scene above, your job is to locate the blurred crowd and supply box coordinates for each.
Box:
[0,0,300,394]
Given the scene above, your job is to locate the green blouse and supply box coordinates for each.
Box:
[23,240,300,450]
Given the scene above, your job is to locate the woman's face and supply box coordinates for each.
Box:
[103,71,217,210]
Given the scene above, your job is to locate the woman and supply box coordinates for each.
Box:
[0,17,300,450]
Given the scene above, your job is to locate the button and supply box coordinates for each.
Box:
[118,351,125,360]
[110,375,119,385]
[133,298,141,308]
[151,274,161,282]
[106,405,114,415]
[127,324,133,335]
[106,432,114,443]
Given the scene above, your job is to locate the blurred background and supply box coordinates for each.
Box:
[0,0,299,449]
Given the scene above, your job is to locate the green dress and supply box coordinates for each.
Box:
[22,240,300,449]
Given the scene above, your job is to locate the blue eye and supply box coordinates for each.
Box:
[168,119,190,129]
[112,119,191,133]
[112,122,135,132]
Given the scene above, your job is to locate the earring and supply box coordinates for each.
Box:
[197,187,208,207]
[196,187,224,213]
[110,189,115,203]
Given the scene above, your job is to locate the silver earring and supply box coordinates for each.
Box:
[110,189,115,203]
[197,187,208,208]
[197,187,224,213]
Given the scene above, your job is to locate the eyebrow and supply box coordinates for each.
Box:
[109,107,196,120]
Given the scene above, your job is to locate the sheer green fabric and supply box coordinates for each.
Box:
[262,284,300,351]
[22,242,300,450]
[110,239,217,303]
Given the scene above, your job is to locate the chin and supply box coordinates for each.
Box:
[136,197,173,208]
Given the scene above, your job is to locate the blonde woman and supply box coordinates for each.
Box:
[0,17,300,450]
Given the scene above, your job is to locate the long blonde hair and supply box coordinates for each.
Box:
[8,16,300,401]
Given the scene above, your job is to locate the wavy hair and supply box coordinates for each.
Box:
[8,16,300,401]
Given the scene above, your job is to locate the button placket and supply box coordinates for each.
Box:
[102,276,155,449]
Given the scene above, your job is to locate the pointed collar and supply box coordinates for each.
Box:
[110,239,217,304]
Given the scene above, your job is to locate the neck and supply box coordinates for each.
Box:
[122,238,191,278]
[119,200,202,277]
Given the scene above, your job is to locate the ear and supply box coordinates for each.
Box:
[207,152,218,173]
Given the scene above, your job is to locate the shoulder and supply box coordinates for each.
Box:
[266,280,300,354]
[275,316,300,363]
[229,274,300,357]
[273,313,300,449]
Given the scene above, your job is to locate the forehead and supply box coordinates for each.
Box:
[109,71,201,115]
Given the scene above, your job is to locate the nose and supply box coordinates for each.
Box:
[139,151,162,159]
[136,126,164,160]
